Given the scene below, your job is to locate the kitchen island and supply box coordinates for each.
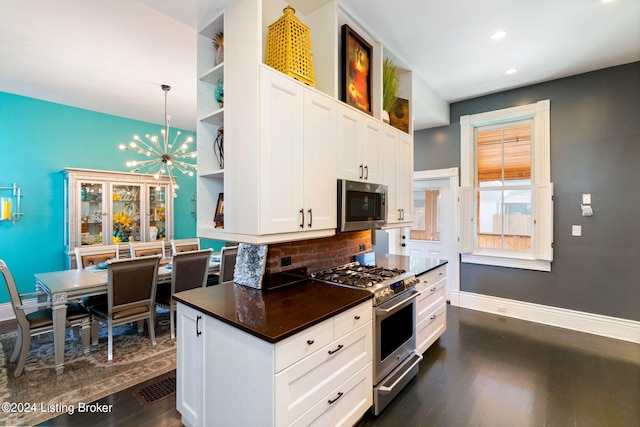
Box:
[173,280,374,427]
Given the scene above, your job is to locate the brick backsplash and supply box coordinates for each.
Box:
[266,231,372,274]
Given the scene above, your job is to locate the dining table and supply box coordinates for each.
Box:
[34,257,220,375]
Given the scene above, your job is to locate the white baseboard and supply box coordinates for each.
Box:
[450,291,640,344]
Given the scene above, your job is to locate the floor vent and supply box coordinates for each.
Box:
[133,374,176,406]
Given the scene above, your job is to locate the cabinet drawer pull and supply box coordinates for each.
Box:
[328,344,344,355]
[430,314,437,320]
[328,392,344,405]
[196,315,202,337]
[430,287,437,292]
[306,339,314,345]
[354,315,361,320]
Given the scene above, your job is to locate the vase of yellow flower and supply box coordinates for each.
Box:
[113,210,137,243]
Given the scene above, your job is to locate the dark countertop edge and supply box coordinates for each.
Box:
[174,284,373,344]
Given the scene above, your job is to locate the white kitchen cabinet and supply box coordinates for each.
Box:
[195,0,414,244]
[382,128,413,227]
[176,299,373,427]
[259,67,337,235]
[337,103,382,184]
[415,265,447,354]
[176,303,206,427]
[63,168,173,268]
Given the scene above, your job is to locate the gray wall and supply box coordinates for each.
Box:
[414,62,640,322]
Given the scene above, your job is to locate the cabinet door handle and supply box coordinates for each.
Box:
[354,315,361,320]
[328,344,344,355]
[307,208,312,228]
[328,392,344,405]
[364,165,369,179]
[196,315,202,337]
[359,164,364,179]
[300,209,304,229]
[307,339,315,345]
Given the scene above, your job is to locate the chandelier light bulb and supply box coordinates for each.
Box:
[119,144,126,150]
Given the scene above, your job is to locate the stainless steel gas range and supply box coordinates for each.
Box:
[311,262,423,415]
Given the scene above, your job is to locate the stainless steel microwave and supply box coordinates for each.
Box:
[337,179,388,232]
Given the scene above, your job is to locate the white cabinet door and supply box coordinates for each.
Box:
[337,104,362,181]
[176,303,205,427]
[337,103,383,183]
[397,132,414,223]
[303,89,337,230]
[260,68,305,234]
[381,129,400,222]
[361,119,382,183]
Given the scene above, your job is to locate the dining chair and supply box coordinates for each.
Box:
[156,249,212,339]
[89,255,160,362]
[74,245,119,269]
[129,241,165,259]
[170,238,200,256]
[0,259,91,377]
[218,245,238,283]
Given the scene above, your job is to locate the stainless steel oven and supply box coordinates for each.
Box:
[310,262,422,415]
[373,288,422,415]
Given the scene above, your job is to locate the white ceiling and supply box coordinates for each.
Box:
[1,0,639,132]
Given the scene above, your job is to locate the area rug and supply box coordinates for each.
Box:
[0,309,176,426]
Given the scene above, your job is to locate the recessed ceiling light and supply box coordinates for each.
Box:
[491,30,507,40]
[505,68,518,74]
[601,0,615,3]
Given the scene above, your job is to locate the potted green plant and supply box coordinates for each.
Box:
[382,57,400,123]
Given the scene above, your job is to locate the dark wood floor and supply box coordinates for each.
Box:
[40,304,640,427]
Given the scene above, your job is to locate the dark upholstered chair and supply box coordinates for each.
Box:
[0,259,90,377]
[74,245,119,269]
[156,249,212,339]
[129,241,165,259]
[219,246,238,283]
[170,238,200,256]
[89,256,160,362]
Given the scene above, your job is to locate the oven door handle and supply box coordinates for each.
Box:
[375,290,419,315]
[378,353,424,394]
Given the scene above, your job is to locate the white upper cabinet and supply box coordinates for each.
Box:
[336,103,382,184]
[196,0,416,243]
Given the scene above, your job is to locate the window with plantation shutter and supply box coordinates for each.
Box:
[459,100,553,271]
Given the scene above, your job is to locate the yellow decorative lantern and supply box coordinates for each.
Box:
[265,5,315,87]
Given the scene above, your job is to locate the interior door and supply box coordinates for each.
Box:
[389,171,458,301]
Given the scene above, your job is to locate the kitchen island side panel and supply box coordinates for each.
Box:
[203,314,275,426]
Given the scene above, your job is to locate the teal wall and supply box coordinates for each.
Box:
[0,91,222,304]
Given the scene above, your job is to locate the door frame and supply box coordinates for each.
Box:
[412,167,460,305]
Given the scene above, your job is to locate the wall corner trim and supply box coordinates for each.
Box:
[450,291,640,344]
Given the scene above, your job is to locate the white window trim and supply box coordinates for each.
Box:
[459,100,553,271]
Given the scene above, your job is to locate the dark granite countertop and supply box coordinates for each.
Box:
[173,280,372,343]
[374,253,447,276]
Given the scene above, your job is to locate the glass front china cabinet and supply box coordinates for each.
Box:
[64,168,174,268]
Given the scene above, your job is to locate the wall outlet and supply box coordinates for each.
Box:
[582,193,591,204]
[359,244,366,251]
[281,256,292,267]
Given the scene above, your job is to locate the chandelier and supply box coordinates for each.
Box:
[119,84,196,196]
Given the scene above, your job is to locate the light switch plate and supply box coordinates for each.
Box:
[572,225,582,236]
[582,194,591,204]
